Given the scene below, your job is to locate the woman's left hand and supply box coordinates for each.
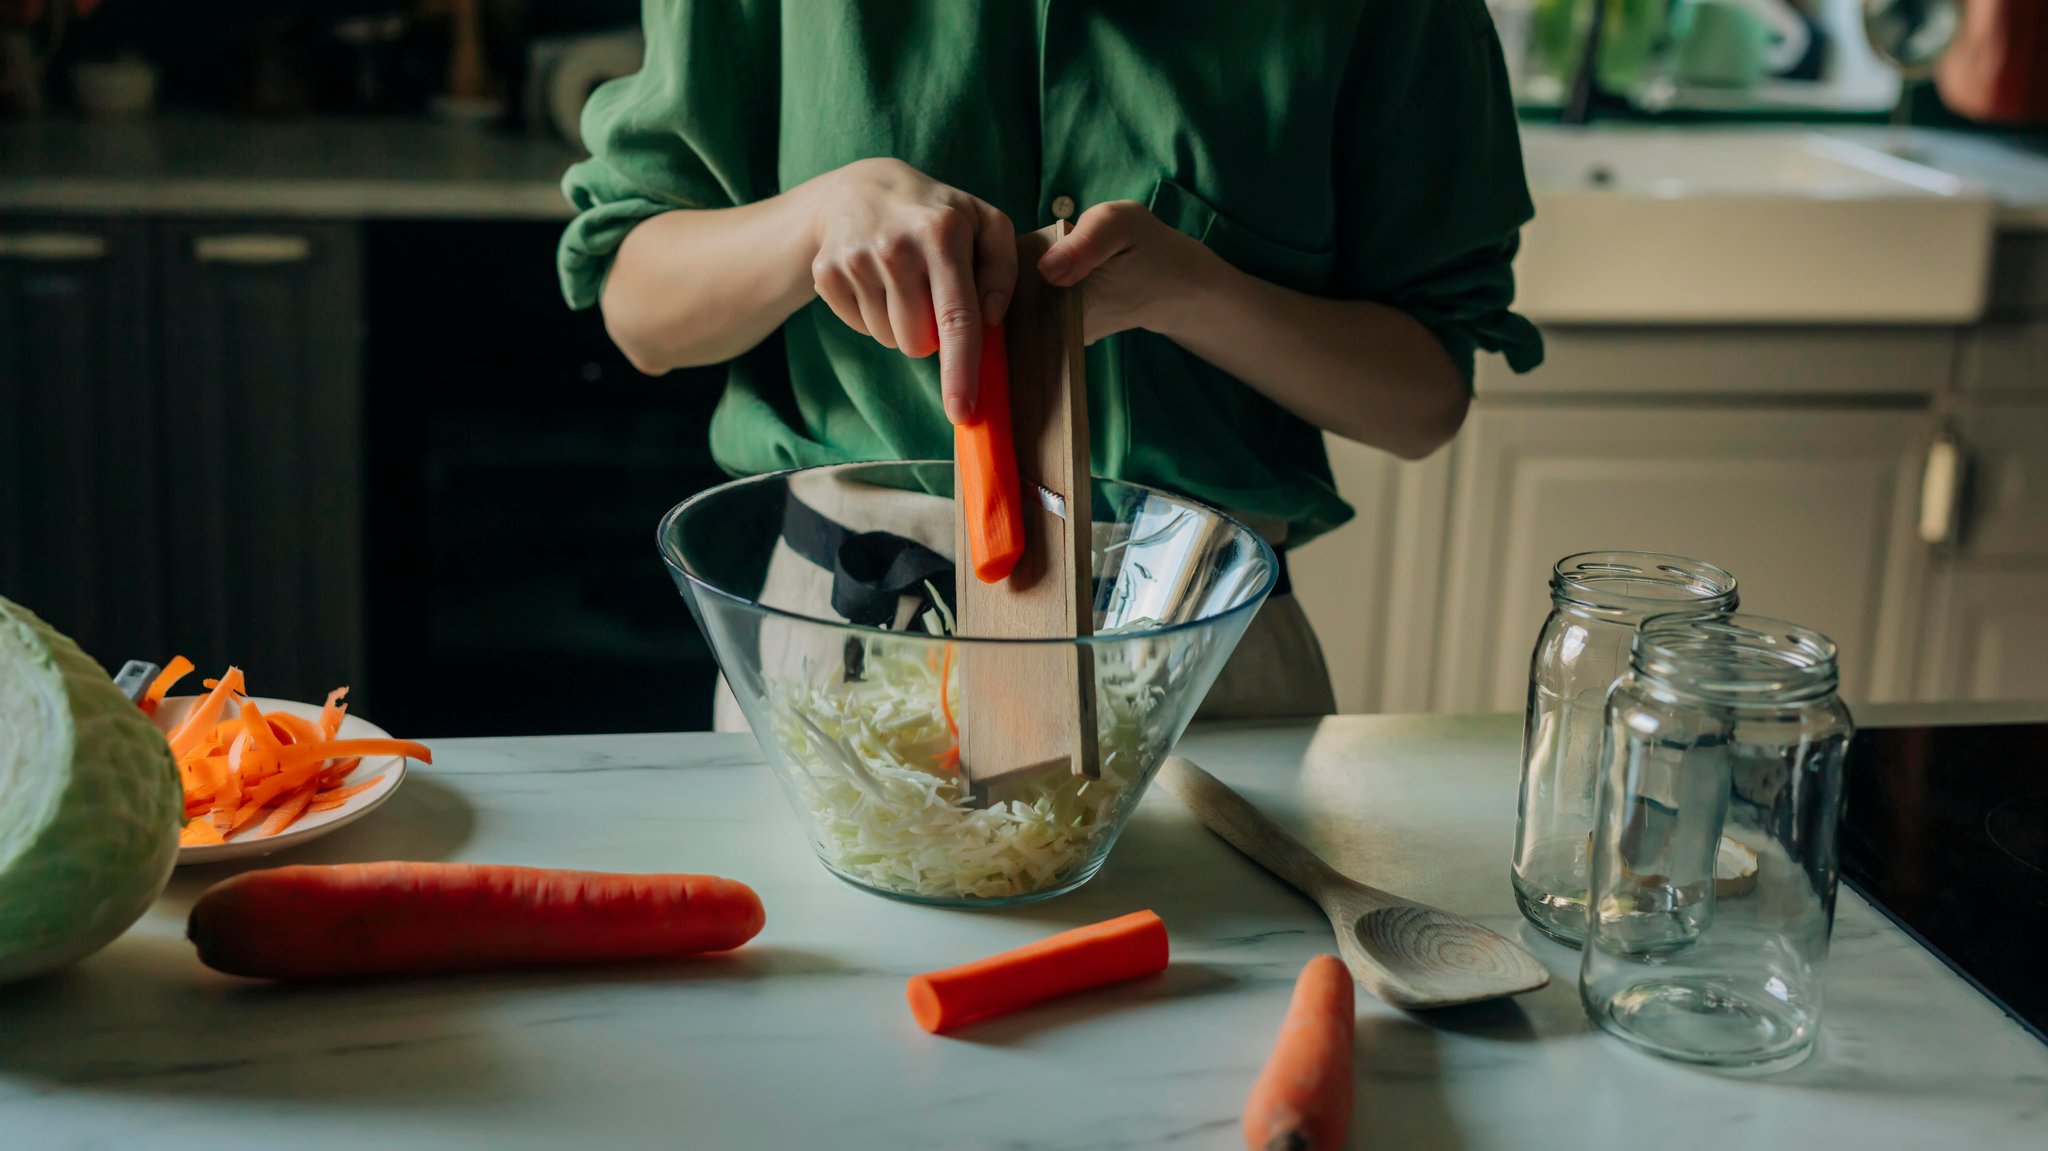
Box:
[1035,201,1220,345]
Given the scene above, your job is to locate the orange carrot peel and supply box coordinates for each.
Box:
[160,658,429,848]
[140,655,195,716]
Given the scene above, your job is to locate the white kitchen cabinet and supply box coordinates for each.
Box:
[1916,565,2048,701]
[1288,438,1453,715]
[1908,403,2048,701]
[1431,405,1932,711]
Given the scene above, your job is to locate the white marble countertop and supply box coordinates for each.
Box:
[3,711,2043,1150]
[0,114,577,219]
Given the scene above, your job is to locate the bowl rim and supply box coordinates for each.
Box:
[656,461,1280,647]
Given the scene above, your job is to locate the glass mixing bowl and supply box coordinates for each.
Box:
[657,461,1276,906]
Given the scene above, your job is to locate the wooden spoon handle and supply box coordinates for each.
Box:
[1155,757,1345,902]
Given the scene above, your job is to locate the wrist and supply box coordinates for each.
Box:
[1148,241,1233,342]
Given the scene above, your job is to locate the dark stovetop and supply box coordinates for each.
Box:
[1841,722,2048,1044]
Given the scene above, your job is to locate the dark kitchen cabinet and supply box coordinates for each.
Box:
[361,221,726,737]
[2,211,722,734]
[159,222,367,702]
[0,218,165,666]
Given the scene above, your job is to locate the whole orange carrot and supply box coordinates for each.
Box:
[907,909,1168,1034]
[1243,955,1355,1151]
[189,863,765,980]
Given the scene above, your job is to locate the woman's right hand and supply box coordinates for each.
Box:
[807,158,1017,425]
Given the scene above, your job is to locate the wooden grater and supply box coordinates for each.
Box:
[954,222,1098,793]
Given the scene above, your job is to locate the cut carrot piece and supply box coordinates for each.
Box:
[321,758,362,786]
[953,321,1025,583]
[180,819,226,847]
[309,774,385,811]
[906,910,1169,1034]
[141,655,195,716]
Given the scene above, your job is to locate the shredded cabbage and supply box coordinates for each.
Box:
[765,638,1172,901]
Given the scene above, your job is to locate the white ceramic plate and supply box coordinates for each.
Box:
[153,695,412,866]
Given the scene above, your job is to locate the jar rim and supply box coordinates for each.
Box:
[1550,550,1738,617]
[1631,610,1840,703]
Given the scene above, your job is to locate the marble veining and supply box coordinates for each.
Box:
[2,711,2044,1150]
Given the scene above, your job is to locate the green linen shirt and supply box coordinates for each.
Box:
[560,0,1543,546]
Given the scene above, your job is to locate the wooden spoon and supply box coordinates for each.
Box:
[1156,757,1551,1010]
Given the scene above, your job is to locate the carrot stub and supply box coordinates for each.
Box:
[905,909,1169,1034]
[188,863,767,980]
[953,320,1025,584]
[1242,954,1355,1151]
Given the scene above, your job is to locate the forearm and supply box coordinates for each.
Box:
[599,183,823,375]
[1155,255,1471,460]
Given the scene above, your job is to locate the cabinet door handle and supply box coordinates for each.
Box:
[193,234,312,265]
[1918,429,1963,548]
[0,232,110,261]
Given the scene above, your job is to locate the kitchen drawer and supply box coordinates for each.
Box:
[1957,405,2048,558]
[1475,326,1954,399]
[1436,404,1929,709]
[1957,319,2048,398]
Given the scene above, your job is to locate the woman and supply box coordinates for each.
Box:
[561,2,1542,727]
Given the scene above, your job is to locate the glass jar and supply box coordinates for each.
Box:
[1512,551,1738,946]
[1580,612,1853,1072]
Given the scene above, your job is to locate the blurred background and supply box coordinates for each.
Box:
[3,0,2045,735]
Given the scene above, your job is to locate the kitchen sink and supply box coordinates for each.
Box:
[1514,128,1997,325]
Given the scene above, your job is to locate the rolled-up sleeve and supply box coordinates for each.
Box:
[557,0,774,310]
[1334,0,1544,381]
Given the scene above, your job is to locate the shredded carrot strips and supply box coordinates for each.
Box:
[158,664,424,846]
[937,642,960,772]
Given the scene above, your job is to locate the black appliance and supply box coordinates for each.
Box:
[363,220,727,737]
[1841,721,2048,1044]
